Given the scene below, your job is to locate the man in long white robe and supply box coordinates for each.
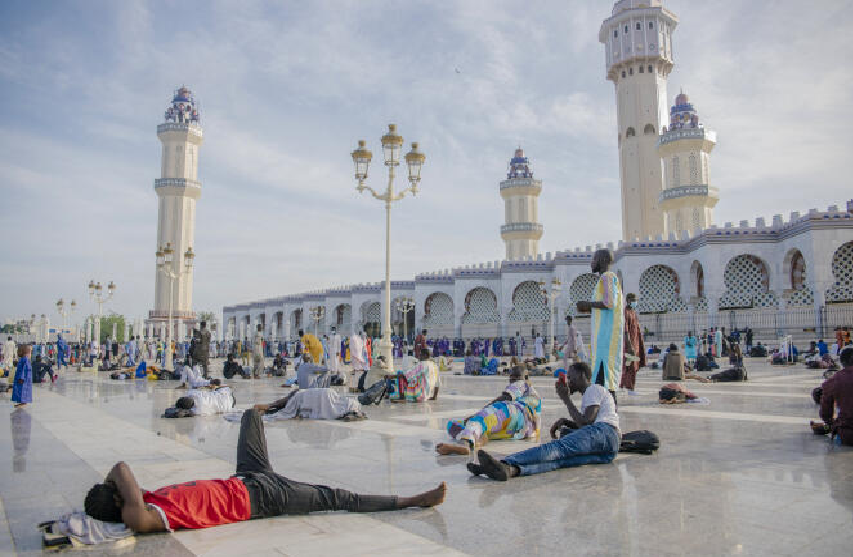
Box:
[253,326,265,378]
[3,337,15,372]
[349,333,367,391]
[534,334,544,359]
[329,328,341,373]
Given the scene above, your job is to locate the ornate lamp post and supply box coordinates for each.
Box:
[351,124,425,370]
[88,280,116,352]
[156,242,194,370]
[538,278,562,358]
[56,298,77,339]
[395,297,415,343]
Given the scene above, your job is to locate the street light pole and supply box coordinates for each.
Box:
[56,298,77,340]
[351,125,425,371]
[88,280,116,358]
[156,243,194,370]
[395,297,415,343]
[310,306,325,337]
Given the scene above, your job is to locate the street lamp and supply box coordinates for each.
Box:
[351,124,425,370]
[538,278,562,358]
[156,242,194,370]
[310,306,325,336]
[56,298,77,339]
[395,297,415,343]
[88,279,116,356]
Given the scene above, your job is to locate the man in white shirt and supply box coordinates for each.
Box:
[469,361,620,480]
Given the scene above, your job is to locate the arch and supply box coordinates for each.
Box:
[461,287,499,324]
[826,241,853,303]
[508,281,549,322]
[719,254,776,309]
[637,264,687,313]
[626,127,636,138]
[290,308,302,334]
[643,123,655,135]
[689,260,705,299]
[334,304,352,328]
[422,293,454,326]
[360,302,382,338]
[568,273,599,317]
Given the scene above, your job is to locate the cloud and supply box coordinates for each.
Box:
[0,0,851,324]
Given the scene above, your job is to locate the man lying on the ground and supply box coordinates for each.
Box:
[812,347,853,445]
[84,409,446,532]
[436,366,540,456]
[165,385,233,418]
[253,387,364,420]
[468,361,619,481]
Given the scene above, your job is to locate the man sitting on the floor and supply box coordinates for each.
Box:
[223,353,247,379]
[812,347,853,445]
[254,388,364,421]
[468,361,619,481]
[83,409,446,532]
[295,353,327,389]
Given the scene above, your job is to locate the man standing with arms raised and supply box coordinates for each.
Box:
[576,249,625,405]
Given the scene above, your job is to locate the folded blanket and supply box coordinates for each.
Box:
[41,510,133,547]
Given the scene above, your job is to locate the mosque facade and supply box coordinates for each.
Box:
[222,1,853,345]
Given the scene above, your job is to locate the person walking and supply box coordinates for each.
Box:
[12,344,33,408]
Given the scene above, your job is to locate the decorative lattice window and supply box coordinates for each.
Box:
[291,309,302,330]
[637,265,686,313]
[508,281,549,322]
[692,208,702,232]
[719,255,773,308]
[694,297,708,312]
[689,154,698,184]
[826,242,853,303]
[461,288,500,324]
[568,273,599,316]
[423,293,454,326]
[363,302,381,324]
[702,154,709,183]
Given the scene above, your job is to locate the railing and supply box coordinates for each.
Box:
[659,185,718,202]
[157,122,203,137]
[658,127,716,146]
[499,178,542,191]
[501,223,544,234]
[154,178,201,190]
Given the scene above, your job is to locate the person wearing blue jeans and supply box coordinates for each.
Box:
[469,361,620,481]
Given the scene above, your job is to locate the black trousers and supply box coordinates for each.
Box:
[235,409,398,518]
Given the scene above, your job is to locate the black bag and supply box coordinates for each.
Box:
[710,367,746,382]
[812,387,823,405]
[358,380,387,405]
[659,387,686,402]
[695,355,710,372]
[619,430,660,455]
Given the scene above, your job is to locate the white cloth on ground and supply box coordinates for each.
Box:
[268,388,361,420]
[187,387,234,416]
[52,510,133,545]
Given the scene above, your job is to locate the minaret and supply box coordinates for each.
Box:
[658,92,718,237]
[149,87,203,330]
[500,148,543,260]
[599,0,678,241]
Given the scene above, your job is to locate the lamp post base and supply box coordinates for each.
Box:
[379,337,394,373]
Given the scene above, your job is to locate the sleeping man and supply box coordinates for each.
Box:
[165,385,234,418]
[254,388,364,421]
[84,409,446,531]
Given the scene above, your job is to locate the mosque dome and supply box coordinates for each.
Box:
[507,148,533,179]
[669,91,700,130]
[164,86,200,124]
[613,0,662,16]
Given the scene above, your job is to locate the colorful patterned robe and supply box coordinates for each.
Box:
[401,360,440,402]
[448,381,541,446]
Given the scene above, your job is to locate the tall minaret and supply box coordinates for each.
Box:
[599,0,678,242]
[500,148,543,260]
[149,87,203,331]
[658,92,718,237]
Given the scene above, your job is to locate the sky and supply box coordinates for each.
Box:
[2,0,852,326]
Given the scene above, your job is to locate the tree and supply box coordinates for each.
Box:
[98,314,126,344]
[197,311,215,325]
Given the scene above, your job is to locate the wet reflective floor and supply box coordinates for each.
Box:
[1,359,850,556]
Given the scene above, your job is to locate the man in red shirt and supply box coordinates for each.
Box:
[818,347,853,446]
[83,409,446,532]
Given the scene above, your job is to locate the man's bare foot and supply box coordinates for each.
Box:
[436,443,470,456]
[13,403,27,408]
[401,482,447,508]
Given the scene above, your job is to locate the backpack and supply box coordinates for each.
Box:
[619,430,660,455]
[358,380,388,406]
[695,355,710,372]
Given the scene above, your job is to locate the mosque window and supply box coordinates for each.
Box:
[644,124,655,135]
[626,127,636,137]
[639,65,644,73]
[672,156,681,186]
[636,22,641,30]
[648,64,654,73]
[649,21,654,30]
[622,70,627,78]
[689,154,699,184]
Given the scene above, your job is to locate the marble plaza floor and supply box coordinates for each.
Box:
[0,358,851,556]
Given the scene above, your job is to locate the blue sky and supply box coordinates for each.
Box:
[2,0,852,325]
